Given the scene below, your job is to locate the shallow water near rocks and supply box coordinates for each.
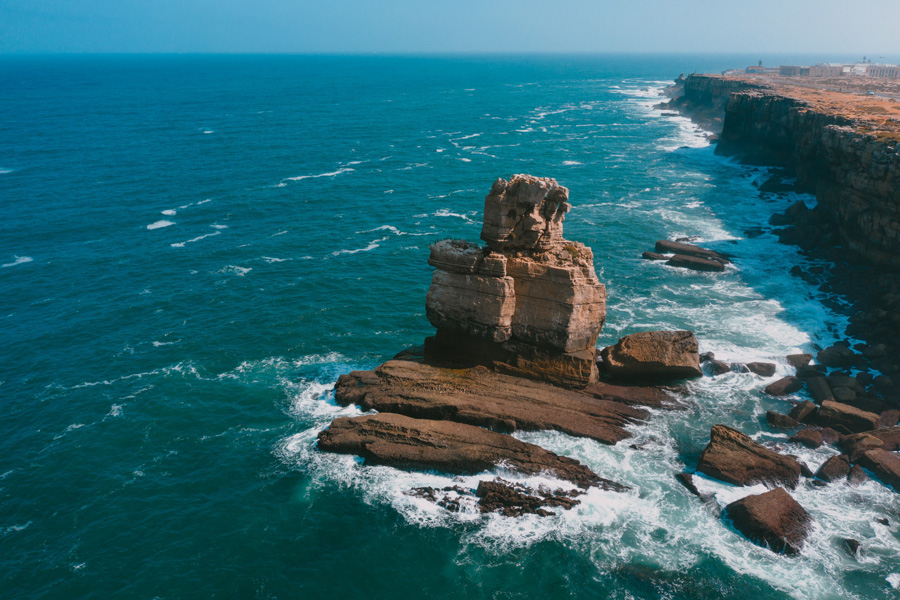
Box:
[1,54,898,599]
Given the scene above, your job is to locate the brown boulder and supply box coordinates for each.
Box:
[789,401,818,423]
[766,411,800,429]
[655,239,730,263]
[725,488,811,555]
[786,353,813,368]
[666,254,726,272]
[642,251,667,261]
[335,359,647,445]
[746,362,777,377]
[600,330,702,380]
[804,376,834,404]
[696,425,803,487]
[317,413,617,489]
[764,376,803,396]
[871,426,900,450]
[817,401,879,433]
[817,344,856,368]
[790,429,823,449]
[840,433,885,462]
[815,455,851,482]
[857,449,900,492]
[708,360,731,376]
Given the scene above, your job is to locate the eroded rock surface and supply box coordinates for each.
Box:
[317,413,613,489]
[600,330,702,380]
[726,487,812,555]
[425,175,607,387]
[334,359,647,445]
[696,425,803,487]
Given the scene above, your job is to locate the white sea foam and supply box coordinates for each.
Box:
[170,231,221,248]
[331,237,388,256]
[458,157,472,162]
[147,220,175,230]
[2,256,33,268]
[202,130,214,134]
[888,574,900,589]
[1,522,31,536]
[161,209,177,216]
[210,223,228,229]
[219,265,251,277]
[108,404,123,417]
[562,160,582,165]
[0,168,13,175]
[261,256,287,263]
[151,340,177,347]
[276,167,354,187]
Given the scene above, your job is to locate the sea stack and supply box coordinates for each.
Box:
[425,175,607,387]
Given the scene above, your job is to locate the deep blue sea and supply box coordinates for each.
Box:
[2,54,899,599]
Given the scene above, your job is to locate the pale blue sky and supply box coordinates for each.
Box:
[2,0,899,55]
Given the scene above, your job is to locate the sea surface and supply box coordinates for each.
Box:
[1,54,898,599]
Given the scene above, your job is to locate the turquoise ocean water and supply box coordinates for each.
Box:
[1,55,898,599]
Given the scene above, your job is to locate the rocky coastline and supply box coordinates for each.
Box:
[315,174,900,554]
[660,73,900,396]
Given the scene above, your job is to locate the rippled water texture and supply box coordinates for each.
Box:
[1,55,898,599]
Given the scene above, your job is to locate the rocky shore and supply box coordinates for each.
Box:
[660,73,900,400]
[315,174,900,556]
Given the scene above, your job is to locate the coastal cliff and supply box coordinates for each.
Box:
[666,74,900,268]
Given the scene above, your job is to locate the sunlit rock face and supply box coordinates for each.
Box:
[425,175,606,387]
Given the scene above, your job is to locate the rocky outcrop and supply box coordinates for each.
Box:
[600,330,701,380]
[857,449,900,491]
[725,488,812,555]
[425,175,607,387]
[334,359,647,445]
[475,478,589,517]
[816,400,879,433]
[696,425,803,487]
[317,413,613,489]
[815,455,852,483]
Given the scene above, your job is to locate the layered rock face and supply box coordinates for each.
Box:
[426,175,607,387]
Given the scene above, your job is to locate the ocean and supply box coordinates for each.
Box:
[1,54,898,599]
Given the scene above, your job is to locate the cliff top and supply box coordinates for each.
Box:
[700,73,900,142]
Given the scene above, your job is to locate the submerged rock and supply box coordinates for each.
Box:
[317,413,617,489]
[334,359,647,445]
[696,424,803,488]
[654,239,731,264]
[815,455,851,483]
[766,411,800,429]
[600,330,702,380]
[475,478,586,517]
[746,362,777,377]
[726,488,811,555]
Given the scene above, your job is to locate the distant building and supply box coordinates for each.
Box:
[778,62,900,79]
[745,65,779,74]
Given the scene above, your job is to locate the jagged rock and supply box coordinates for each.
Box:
[696,425,803,488]
[786,353,813,368]
[804,376,834,404]
[842,538,861,557]
[725,488,811,555]
[700,351,716,362]
[815,455,851,482]
[600,330,701,380]
[731,363,751,373]
[789,401,818,423]
[425,175,607,387]
[857,449,900,492]
[880,412,900,429]
[817,344,857,368]
[582,380,680,409]
[766,411,800,429]
[666,254,726,272]
[820,428,841,445]
[317,413,611,489]
[765,376,803,396]
[475,478,592,517]
[708,360,731,376]
[848,464,869,485]
[817,400,879,433]
[655,240,730,263]
[746,362,777,377]
[871,426,900,450]
[675,472,702,497]
[790,429,823,449]
[642,251,667,260]
[334,359,647,445]
[839,433,884,462]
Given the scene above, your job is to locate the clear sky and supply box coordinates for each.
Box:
[2,0,899,55]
